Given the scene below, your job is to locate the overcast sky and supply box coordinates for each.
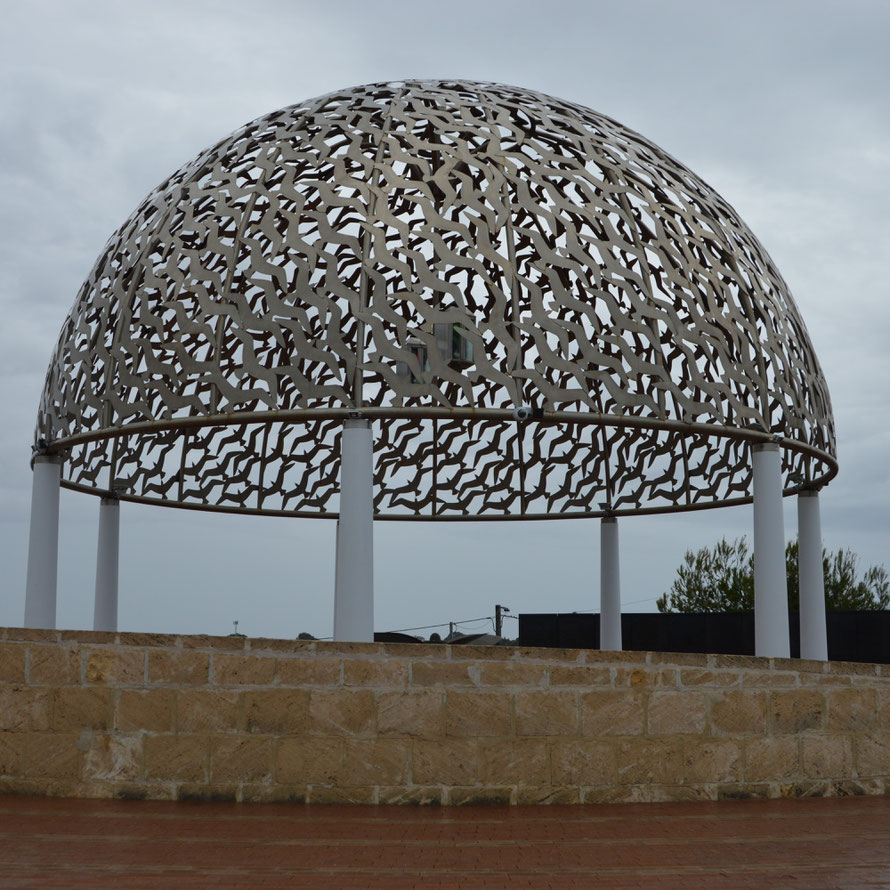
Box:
[1,0,888,640]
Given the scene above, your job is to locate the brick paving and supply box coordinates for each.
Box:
[1,794,890,888]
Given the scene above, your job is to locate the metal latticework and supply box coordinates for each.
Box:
[35,80,836,519]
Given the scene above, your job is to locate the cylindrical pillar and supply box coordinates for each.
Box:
[333,418,374,642]
[600,516,622,651]
[93,497,120,632]
[752,443,790,657]
[24,454,62,629]
[798,489,828,661]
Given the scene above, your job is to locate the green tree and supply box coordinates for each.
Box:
[656,537,889,613]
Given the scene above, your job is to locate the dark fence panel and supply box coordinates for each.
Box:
[519,611,890,664]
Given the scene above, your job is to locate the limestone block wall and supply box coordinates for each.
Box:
[1,627,889,805]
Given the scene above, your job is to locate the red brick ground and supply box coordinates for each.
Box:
[1,794,890,888]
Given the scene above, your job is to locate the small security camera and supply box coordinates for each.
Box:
[512,406,532,421]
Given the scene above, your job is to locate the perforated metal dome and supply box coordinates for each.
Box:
[35,80,836,519]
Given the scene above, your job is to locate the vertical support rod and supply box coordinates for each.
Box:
[600,516,622,651]
[798,489,828,661]
[93,497,120,632]
[333,419,374,642]
[752,443,790,657]
[24,454,62,629]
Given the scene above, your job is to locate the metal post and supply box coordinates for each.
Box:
[798,489,828,660]
[600,516,622,650]
[752,443,790,657]
[333,418,374,642]
[24,454,62,629]
[93,497,120,632]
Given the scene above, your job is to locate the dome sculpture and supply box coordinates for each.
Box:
[35,79,835,519]
[27,80,836,657]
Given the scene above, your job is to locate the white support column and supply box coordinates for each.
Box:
[93,497,120,632]
[798,489,828,661]
[333,418,374,642]
[24,454,62,629]
[600,516,622,651]
[752,443,790,657]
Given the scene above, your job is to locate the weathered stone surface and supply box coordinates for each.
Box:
[855,734,890,778]
[802,736,853,779]
[680,669,741,687]
[412,739,479,785]
[244,689,308,734]
[827,689,877,732]
[85,650,144,686]
[276,737,342,784]
[548,665,612,686]
[52,688,112,731]
[580,691,644,736]
[514,690,577,737]
[148,651,210,686]
[144,734,209,782]
[29,645,80,685]
[0,732,22,776]
[550,740,615,786]
[210,736,276,782]
[411,661,478,686]
[647,691,707,735]
[116,689,174,732]
[343,659,409,688]
[18,732,82,779]
[175,690,240,732]
[745,737,800,782]
[0,644,26,683]
[445,691,510,737]
[276,657,341,687]
[377,691,444,738]
[340,739,411,785]
[480,662,547,687]
[308,785,376,804]
[0,686,53,731]
[480,739,550,785]
[683,740,741,784]
[309,690,375,736]
[515,786,581,805]
[213,654,275,686]
[449,786,513,806]
[84,733,143,781]
[710,690,767,735]
[615,739,685,785]
[378,785,443,805]
[770,690,825,734]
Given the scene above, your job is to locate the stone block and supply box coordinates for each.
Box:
[550,740,616,785]
[84,733,143,781]
[744,736,800,782]
[308,785,376,804]
[85,650,145,686]
[180,634,245,650]
[148,650,210,686]
[143,734,209,782]
[276,657,341,687]
[343,659,409,688]
[855,734,890,778]
[116,689,175,732]
[514,690,578,737]
[515,786,581,805]
[340,739,411,785]
[52,688,112,731]
[177,783,238,802]
[683,740,741,784]
[679,669,741,687]
[647,691,707,735]
[118,633,176,648]
[649,652,709,667]
[175,690,241,732]
[29,645,80,685]
[580,691,644,736]
[479,738,550,785]
[412,739,479,785]
[4,628,58,643]
[0,644,26,683]
[309,689,376,736]
[241,784,308,804]
[449,786,513,806]
[18,732,82,779]
[212,653,275,686]
[315,641,383,658]
[378,785,443,805]
[801,736,853,779]
[770,690,825,734]
[377,691,444,738]
[0,732,22,776]
[615,738,685,785]
[827,688,877,732]
[411,661,478,686]
[549,665,612,687]
[479,662,547,687]
[210,736,276,783]
[244,689,309,734]
[741,670,799,688]
[276,737,342,784]
[445,691,510,737]
[709,690,767,735]
[0,686,53,731]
